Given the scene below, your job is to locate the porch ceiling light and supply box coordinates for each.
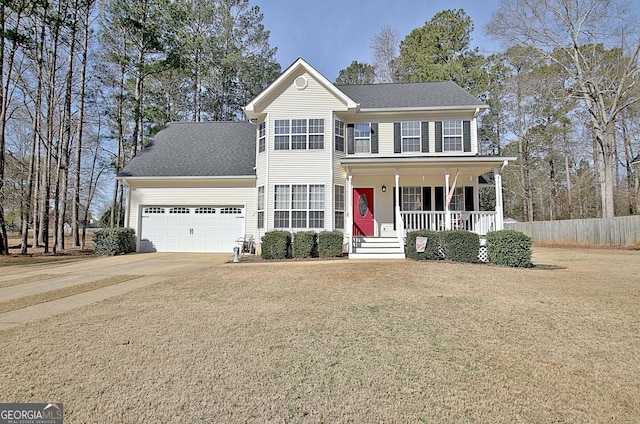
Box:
[382,185,387,193]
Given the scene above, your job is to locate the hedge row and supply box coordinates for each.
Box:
[486,230,533,267]
[261,230,344,260]
[406,229,532,267]
[406,230,480,263]
[93,228,136,256]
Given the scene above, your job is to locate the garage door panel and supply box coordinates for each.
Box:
[139,206,244,253]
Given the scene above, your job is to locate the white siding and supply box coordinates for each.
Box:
[256,71,349,232]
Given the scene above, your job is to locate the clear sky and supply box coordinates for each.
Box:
[251,0,503,82]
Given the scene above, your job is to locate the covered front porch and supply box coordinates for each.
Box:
[340,156,513,259]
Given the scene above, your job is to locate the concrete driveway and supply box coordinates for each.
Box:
[0,252,231,331]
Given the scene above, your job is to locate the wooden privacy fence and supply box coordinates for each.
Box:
[505,216,640,247]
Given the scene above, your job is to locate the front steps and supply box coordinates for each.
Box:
[349,236,406,259]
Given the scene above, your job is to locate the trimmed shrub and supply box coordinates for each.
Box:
[406,230,441,261]
[260,230,292,260]
[440,230,480,263]
[318,231,344,258]
[292,231,317,258]
[486,230,533,267]
[93,227,136,256]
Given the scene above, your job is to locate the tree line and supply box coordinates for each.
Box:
[338,2,640,223]
[1,0,638,256]
[0,0,280,254]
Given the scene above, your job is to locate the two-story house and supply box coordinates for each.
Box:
[118,58,514,258]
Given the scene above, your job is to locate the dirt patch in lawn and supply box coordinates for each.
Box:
[0,247,638,423]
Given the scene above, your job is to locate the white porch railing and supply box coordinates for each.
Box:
[400,211,497,235]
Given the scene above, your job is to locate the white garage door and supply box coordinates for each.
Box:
[139,206,245,252]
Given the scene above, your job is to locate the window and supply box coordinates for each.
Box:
[443,120,463,151]
[257,186,264,229]
[309,185,324,228]
[354,123,371,153]
[169,207,190,214]
[449,187,464,211]
[334,185,344,229]
[402,121,421,152]
[334,120,344,152]
[401,187,422,211]
[308,119,324,149]
[274,185,290,227]
[273,184,325,228]
[291,184,307,227]
[274,119,290,150]
[258,122,266,153]
[144,207,165,214]
[273,119,324,150]
[195,207,216,214]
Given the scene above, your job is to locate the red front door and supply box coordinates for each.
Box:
[353,187,374,236]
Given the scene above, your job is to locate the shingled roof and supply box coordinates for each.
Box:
[336,81,486,110]
[118,121,256,178]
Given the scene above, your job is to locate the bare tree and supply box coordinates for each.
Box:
[370,25,400,83]
[487,0,640,218]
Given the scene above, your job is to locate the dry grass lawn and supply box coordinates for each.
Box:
[1,247,639,423]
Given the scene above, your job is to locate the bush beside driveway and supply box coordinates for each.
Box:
[0,247,639,423]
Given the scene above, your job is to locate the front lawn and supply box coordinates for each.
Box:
[1,247,638,423]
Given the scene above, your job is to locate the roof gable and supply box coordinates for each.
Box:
[118,121,256,178]
[244,58,357,118]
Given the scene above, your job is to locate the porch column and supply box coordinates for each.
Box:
[495,168,504,230]
[395,168,401,240]
[346,169,353,254]
[445,168,451,230]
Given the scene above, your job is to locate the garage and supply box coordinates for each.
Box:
[139,206,245,253]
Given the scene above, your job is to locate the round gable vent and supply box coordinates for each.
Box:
[294,76,308,90]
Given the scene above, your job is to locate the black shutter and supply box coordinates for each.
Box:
[394,122,401,153]
[422,187,432,211]
[465,186,475,211]
[347,124,354,154]
[435,121,443,152]
[371,123,378,154]
[421,122,429,152]
[435,186,445,211]
[463,120,471,152]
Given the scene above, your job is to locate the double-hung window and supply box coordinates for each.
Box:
[274,120,290,150]
[257,186,264,228]
[401,121,421,152]
[274,185,290,227]
[258,122,266,153]
[274,184,325,229]
[443,120,463,152]
[291,184,307,227]
[309,185,324,228]
[354,123,371,153]
[334,120,344,152]
[308,119,324,149]
[449,187,464,211]
[334,185,344,229]
[401,187,422,211]
[274,119,324,150]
